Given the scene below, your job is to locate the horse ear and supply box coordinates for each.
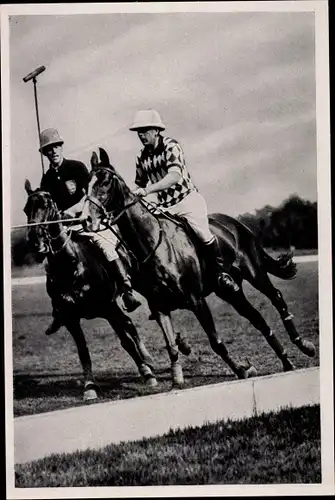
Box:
[24,179,33,194]
[99,147,112,168]
[90,151,99,170]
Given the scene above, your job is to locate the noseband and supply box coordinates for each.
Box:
[88,168,140,225]
[26,192,72,255]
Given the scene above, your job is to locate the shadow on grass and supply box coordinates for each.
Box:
[13,368,237,405]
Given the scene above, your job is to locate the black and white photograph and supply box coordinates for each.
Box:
[2,1,333,497]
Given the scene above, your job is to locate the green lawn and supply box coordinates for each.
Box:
[15,404,321,487]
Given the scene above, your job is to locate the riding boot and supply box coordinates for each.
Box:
[107,259,141,312]
[204,237,240,292]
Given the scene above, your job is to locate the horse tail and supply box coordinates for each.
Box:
[261,248,297,280]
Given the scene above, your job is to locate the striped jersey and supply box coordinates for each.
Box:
[135,135,197,208]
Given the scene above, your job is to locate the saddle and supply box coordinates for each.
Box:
[155,209,238,276]
[156,210,207,259]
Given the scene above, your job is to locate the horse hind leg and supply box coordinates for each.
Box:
[192,298,256,379]
[217,288,296,373]
[250,272,315,358]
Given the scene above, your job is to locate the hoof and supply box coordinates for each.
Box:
[172,382,184,390]
[300,340,316,358]
[83,388,98,401]
[139,363,156,382]
[83,382,99,401]
[176,333,192,356]
[237,368,248,379]
[283,362,296,372]
[246,365,258,378]
[146,376,158,388]
[237,359,257,379]
[171,362,184,387]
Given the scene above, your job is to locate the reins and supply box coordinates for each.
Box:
[86,195,139,226]
[46,227,73,255]
[24,192,77,256]
[87,169,164,266]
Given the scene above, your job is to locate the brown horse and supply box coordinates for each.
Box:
[86,148,315,386]
[23,181,157,400]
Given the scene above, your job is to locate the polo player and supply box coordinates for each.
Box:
[130,110,239,292]
[39,128,141,318]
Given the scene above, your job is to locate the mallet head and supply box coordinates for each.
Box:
[23,66,46,83]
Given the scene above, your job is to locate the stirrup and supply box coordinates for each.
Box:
[218,272,240,292]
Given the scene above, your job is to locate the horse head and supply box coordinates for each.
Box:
[87,148,130,231]
[24,180,59,255]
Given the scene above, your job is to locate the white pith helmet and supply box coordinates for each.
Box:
[129,109,165,131]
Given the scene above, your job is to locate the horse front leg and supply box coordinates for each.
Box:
[105,303,157,388]
[64,319,99,401]
[192,298,256,379]
[155,311,184,387]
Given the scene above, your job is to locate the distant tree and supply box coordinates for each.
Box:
[238,194,317,250]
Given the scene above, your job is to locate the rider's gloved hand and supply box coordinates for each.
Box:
[133,187,147,197]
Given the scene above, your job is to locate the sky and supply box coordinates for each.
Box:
[8,7,318,225]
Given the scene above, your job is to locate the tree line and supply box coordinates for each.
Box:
[238,194,318,250]
[11,193,317,267]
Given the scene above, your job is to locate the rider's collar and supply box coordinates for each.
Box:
[50,159,64,171]
[146,134,162,154]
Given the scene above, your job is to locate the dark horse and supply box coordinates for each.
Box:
[23,180,157,400]
[85,148,315,387]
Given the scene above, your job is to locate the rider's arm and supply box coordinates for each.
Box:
[62,195,86,218]
[145,170,182,195]
[144,140,183,195]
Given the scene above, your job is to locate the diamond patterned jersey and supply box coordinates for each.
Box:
[135,135,197,208]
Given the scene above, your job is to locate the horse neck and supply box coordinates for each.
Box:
[115,194,161,262]
[47,211,71,254]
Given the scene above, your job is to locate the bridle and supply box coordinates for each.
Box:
[26,191,73,255]
[87,167,163,265]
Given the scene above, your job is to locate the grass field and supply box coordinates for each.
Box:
[11,261,319,417]
[14,404,321,487]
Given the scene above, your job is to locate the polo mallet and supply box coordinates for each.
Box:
[23,65,46,175]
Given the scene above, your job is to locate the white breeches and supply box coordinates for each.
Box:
[73,225,119,261]
[164,191,214,244]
